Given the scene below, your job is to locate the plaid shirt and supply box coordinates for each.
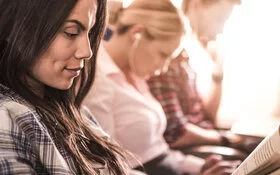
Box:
[0,84,111,174]
[147,51,214,143]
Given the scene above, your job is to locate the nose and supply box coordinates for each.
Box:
[160,58,172,73]
[154,57,171,75]
[75,36,93,60]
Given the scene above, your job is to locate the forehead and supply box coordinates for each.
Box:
[68,0,97,28]
[199,0,235,26]
[203,0,234,14]
[154,36,182,56]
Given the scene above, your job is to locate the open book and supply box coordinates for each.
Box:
[232,124,280,175]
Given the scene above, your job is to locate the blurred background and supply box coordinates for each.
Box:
[120,0,280,136]
[177,0,280,136]
[217,0,280,129]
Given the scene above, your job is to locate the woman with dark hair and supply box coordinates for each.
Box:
[0,0,130,174]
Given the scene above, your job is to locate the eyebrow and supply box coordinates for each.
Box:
[65,20,86,31]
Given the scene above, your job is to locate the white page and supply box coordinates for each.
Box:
[232,125,280,175]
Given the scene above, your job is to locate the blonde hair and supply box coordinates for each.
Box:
[107,0,124,25]
[110,0,186,40]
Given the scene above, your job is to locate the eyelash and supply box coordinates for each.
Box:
[64,32,79,39]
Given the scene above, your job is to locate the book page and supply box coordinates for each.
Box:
[232,124,280,175]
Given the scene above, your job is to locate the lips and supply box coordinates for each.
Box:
[65,67,82,77]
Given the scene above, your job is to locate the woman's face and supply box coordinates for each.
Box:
[129,35,182,78]
[30,0,97,91]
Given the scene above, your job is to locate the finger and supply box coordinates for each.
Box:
[202,167,233,175]
[232,160,242,168]
[201,155,224,173]
[215,166,238,175]
[202,166,234,175]
[205,154,223,166]
[203,161,240,174]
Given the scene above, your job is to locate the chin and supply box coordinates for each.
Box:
[136,72,150,79]
[60,85,72,90]
[143,74,151,80]
[62,83,74,90]
[54,81,74,90]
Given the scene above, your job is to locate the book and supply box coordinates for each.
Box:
[232,124,280,175]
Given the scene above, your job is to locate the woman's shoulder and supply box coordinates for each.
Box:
[0,92,75,174]
[0,85,46,139]
[0,90,34,119]
[0,98,32,117]
[0,93,45,141]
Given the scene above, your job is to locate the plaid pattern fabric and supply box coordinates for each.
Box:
[147,51,214,143]
[0,84,108,174]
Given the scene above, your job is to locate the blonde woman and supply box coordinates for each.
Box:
[84,0,240,174]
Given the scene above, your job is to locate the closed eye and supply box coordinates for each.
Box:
[64,32,79,38]
[159,52,171,60]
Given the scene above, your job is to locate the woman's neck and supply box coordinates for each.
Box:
[103,37,131,74]
[105,40,148,94]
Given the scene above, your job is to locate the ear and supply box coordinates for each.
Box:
[128,24,145,43]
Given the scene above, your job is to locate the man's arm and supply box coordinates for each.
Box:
[196,72,223,123]
[148,56,222,148]
[196,40,224,122]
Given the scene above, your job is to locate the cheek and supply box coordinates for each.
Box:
[31,56,74,90]
[135,54,152,70]
[47,34,75,61]
[36,50,66,72]
[31,56,58,82]
[144,56,164,73]
[198,11,219,33]
[31,49,68,83]
[132,44,165,76]
[28,35,77,89]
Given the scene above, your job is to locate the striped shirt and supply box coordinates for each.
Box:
[0,84,110,174]
[147,51,214,143]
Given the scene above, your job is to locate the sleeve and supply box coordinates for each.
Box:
[83,70,116,138]
[147,60,188,143]
[0,107,36,175]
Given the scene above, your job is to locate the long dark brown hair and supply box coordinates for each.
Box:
[0,0,127,174]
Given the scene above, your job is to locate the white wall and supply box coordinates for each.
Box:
[217,0,280,127]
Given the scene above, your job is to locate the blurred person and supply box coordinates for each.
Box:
[84,0,240,174]
[147,0,260,153]
[104,0,124,40]
[0,0,136,174]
